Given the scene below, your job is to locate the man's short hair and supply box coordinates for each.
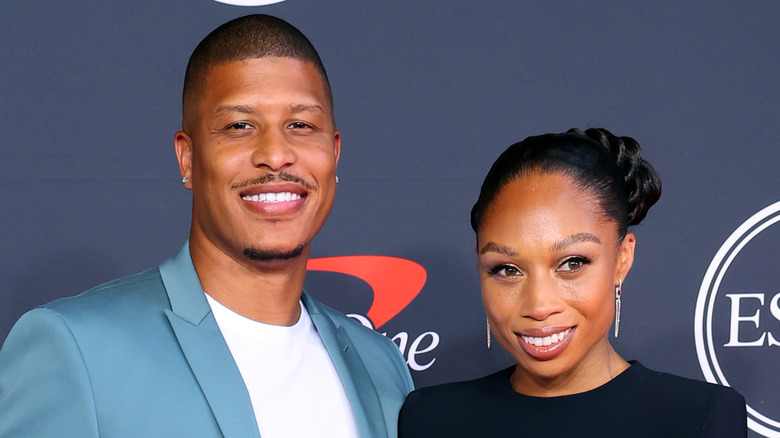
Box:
[182,14,333,120]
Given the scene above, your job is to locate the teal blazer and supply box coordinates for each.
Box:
[0,243,414,437]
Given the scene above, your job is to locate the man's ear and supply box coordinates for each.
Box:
[175,130,193,189]
[334,129,341,163]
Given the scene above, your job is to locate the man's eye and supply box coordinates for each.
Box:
[487,264,522,278]
[558,257,590,272]
[227,122,252,130]
[288,121,311,129]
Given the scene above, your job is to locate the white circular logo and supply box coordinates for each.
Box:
[211,0,287,6]
[696,200,780,437]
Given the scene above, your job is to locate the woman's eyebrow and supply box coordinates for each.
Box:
[550,233,601,252]
[479,242,518,256]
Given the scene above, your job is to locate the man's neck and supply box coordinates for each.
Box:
[189,238,309,326]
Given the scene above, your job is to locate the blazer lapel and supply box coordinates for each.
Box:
[304,292,388,438]
[160,243,260,438]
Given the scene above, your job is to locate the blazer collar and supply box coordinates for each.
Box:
[159,241,212,324]
[303,293,389,438]
[159,242,260,438]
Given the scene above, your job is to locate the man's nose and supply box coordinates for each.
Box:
[251,126,296,171]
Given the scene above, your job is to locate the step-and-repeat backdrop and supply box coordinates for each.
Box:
[2,2,778,436]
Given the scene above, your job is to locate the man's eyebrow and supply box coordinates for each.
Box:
[550,233,601,252]
[214,104,255,116]
[288,103,326,114]
[212,104,326,117]
[479,242,518,256]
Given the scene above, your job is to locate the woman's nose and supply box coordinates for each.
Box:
[518,275,566,321]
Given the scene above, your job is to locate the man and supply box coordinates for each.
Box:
[0,14,413,437]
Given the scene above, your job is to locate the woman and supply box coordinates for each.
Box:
[398,128,746,437]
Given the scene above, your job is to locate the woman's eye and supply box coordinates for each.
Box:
[488,264,522,278]
[558,257,589,272]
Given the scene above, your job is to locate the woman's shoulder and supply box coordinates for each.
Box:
[399,367,516,437]
[405,366,514,405]
[616,362,747,435]
[625,361,743,404]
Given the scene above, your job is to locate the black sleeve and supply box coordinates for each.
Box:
[699,388,747,437]
[398,390,423,438]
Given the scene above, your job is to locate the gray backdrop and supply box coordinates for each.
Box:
[2,2,778,436]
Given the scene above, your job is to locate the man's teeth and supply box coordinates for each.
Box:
[522,328,571,347]
[242,192,302,203]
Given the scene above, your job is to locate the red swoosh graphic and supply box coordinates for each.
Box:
[307,256,426,329]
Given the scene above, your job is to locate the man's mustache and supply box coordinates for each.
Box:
[231,172,315,191]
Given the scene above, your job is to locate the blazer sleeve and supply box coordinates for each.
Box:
[0,308,100,438]
[699,387,747,437]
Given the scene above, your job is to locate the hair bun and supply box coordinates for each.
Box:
[576,128,662,226]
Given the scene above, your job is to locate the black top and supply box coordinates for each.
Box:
[399,362,746,437]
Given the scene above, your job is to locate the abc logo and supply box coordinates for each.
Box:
[696,201,780,437]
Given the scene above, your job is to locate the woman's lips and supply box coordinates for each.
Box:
[516,327,574,361]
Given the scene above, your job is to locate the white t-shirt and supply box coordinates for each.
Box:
[206,294,359,438]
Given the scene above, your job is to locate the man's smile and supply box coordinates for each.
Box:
[242,192,304,203]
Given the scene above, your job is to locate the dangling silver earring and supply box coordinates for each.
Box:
[486,317,491,349]
[614,278,622,338]
[335,175,340,184]
[182,176,189,184]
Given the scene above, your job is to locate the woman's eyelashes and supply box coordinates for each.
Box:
[486,256,592,278]
[487,264,522,278]
[557,256,591,273]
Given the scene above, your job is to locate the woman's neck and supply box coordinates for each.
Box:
[510,341,630,397]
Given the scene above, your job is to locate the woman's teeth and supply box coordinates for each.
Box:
[522,328,571,347]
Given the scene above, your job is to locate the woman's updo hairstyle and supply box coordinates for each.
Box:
[470,128,662,240]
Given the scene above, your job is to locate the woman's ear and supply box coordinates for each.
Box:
[616,232,636,283]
